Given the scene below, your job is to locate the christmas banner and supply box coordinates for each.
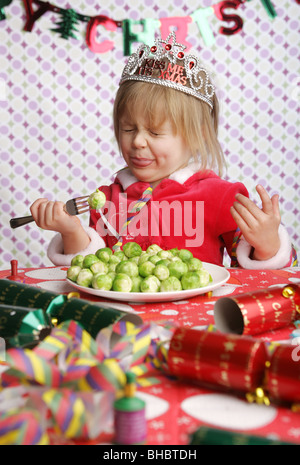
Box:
[1,0,296,55]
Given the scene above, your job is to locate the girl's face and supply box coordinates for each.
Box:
[119,104,192,189]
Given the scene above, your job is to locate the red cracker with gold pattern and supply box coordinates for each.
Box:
[214,285,300,336]
[266,343,300,405]
[168,327,267,395]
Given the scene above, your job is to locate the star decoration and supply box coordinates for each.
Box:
[155,32,187,63]
[224,341,236,352]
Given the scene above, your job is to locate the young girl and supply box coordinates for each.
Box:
[30,34,294,269]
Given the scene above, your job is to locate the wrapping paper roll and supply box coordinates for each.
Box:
[214,285,300,336]
[189,426,295,445]
[168,327,267,394]
[266,343,300,404]
[0,279,142,339]
[0,304,52,348]
[0,279,66,315]
[0,304,52,338]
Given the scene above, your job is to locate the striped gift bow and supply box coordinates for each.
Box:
[112,185,153,251]
[0,319,162,443]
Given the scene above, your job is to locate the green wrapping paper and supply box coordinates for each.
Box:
[189,426,295,445]
[0,304,52,348]
[0,279,142,339]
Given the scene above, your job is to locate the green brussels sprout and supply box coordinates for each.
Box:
[157,250,173,259]
[128,256,140,264]
[92,273,113,290]
[90,260,108,275]
[112,273,132,292]
[160,276,182,292]
[82,254,99,269]
[148,254,161,264]
[138,253,150,265]
[187,257,203,272]
[138,261,155,277]
[115,260,139,278]
[108,256,122,271]
[178,249,193,261]
[88,189,106,209]
[196,269,211,287]
[107,271,116,281]
[131,276,143,292]
[108,262,117,272]
[122,241,142,258]
[76,268,93,287]
[153,264,170,281]
[114,251,126,261]
[71,254,83,267]
[181,271,202,290]
[146,244,162,255]
[96,247,112,263]
[67,265,82,282]
[168,260,188,279]
[155,259,171,267]
[169,248,179,256]
[140,275,160,293]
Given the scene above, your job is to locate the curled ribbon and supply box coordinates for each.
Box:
[0,319,162,444]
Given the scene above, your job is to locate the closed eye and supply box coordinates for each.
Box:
[121,127,135,133]
[149,129,162,136]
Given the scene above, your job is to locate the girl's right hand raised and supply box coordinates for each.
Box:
[30,198,80,235]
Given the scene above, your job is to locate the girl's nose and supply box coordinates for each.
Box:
[132,130,147,148]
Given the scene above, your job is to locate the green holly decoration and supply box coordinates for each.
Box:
[51,8,80,40]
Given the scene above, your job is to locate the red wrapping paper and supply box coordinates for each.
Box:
[266,344,300,404]
[168,328,267,394]
[214,285,300,336]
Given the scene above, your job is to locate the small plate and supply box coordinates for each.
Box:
[66,262,230,303]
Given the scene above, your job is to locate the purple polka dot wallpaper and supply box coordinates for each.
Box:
[0,0,299,268]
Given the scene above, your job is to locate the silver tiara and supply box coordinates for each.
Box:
[120,32,215,109]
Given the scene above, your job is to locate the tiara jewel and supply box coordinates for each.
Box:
[155,33,187,63]
[120,32,214,109]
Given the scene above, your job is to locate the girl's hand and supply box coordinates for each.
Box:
[230,184,281,261]
[30,198,80,235]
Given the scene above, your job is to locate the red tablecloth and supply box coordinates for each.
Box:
[1,265,300,445]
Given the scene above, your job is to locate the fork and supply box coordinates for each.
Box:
[10,195,90,229]
[10,195,119,238]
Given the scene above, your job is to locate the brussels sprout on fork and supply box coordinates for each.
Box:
[10,189,107,228]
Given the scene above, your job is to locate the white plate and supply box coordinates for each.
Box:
[66,262,230,303]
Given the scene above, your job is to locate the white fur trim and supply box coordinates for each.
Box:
[236,224,292,269]
[47,226,106,266]
[116,168,139,190]
[168,161,200,183]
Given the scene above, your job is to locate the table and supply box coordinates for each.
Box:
[0,265,300,445]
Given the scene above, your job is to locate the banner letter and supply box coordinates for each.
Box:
[122,18,159,56]
[159,16,192,51]
[190,7,215,47]
[86,15,118,53]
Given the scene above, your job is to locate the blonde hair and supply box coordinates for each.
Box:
[113,81,226,175]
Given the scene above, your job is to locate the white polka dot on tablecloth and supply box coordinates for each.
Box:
[181,393,277,430]
[160,309,179,316]
[35,280,74,293]
[137,392,169,420]
[25,267,67,280]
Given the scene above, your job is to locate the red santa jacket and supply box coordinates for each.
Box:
[89,169,248,266]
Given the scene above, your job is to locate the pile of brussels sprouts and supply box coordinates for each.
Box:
[67,241,212,293]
